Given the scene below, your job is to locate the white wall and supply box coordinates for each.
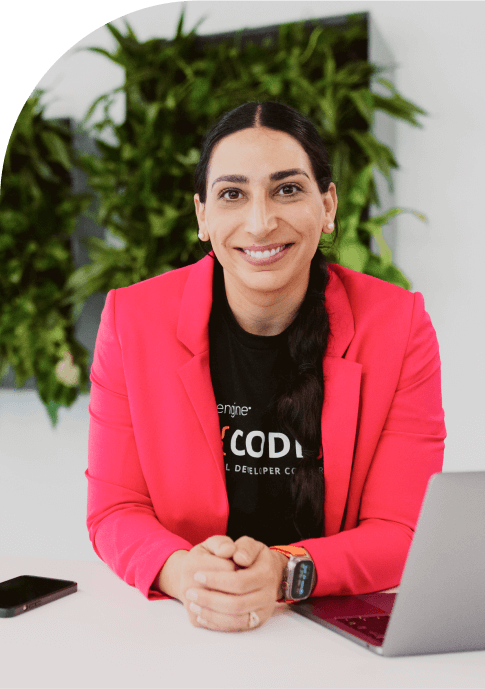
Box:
[1,1,484,560]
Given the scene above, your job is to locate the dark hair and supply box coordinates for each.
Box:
[195,101,334,539]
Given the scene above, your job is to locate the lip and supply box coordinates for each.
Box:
[237,243,293,266]
[239,242,290,252]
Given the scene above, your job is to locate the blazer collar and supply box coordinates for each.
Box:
[177,255,355,356]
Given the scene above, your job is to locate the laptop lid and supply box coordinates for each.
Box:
[293,471,485,657]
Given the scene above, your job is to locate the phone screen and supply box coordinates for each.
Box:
[0,575,77,616]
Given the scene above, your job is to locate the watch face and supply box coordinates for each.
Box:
[290,560,314,599]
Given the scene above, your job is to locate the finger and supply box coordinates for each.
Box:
[232,536,264,568]
[185,577,275,631]
[193,605,267,632]
[184,585,265,617]
[194,564,268,595]
[189,603,266,632]
[201,535,236,559]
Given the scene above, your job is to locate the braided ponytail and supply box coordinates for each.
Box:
[270,249,330,538]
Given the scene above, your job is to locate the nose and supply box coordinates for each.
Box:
[245,192,278,238]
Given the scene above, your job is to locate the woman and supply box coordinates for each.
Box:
[86,101,446,633]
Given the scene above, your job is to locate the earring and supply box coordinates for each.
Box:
[327,222,335,230]
[198,232,204,239]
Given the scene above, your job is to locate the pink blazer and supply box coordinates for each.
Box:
[86,255,446,600]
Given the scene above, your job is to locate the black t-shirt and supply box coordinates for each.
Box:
[209,263,303,546]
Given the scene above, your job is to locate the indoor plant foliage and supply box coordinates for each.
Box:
[0,92,91,425]
[1,11,427,425]
[65,10,426,310]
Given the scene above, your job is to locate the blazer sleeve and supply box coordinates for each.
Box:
[86,289,193,600]
[296,291,446,596]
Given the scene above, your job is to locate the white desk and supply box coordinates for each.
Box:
[1,557,484,689]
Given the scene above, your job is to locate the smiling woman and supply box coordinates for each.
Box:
[86,101,446,634]
[194,125,337,336]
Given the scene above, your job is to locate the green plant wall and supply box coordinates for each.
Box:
[64,10,426,310]
[0,92,91,425]
[1,9,427,426]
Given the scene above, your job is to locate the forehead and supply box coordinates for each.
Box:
[208,127,313,179]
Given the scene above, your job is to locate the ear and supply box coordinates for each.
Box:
[321,182,338,235]
[194,193,209,241]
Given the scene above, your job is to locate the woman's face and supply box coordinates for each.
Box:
[194,127,337,300]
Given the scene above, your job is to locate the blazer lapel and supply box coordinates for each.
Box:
[322,266,362,536]
[177,255,226,485]
[176,257,362,538]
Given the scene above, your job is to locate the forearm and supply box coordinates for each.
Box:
[156,549,190,600]
[299,519,414,597]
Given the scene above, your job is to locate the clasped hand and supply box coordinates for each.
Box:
[175,535,287,632]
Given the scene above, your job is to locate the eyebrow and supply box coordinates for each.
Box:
[211,168,310,190]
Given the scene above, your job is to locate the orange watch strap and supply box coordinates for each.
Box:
[269,545,309,559]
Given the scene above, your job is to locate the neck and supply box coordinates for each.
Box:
[223,270,310,336]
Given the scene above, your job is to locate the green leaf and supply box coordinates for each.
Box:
[146,102,162,124]
[148,212,169,237]
[175,147,200,166]
[300,26,323,64]
[339,242,369,273]
[348,89,374,125]
[365,254,411,290]
[40,131,71,170]
[347,165,374,208]
[175,5,186,39]
[123,20,139,41]
[374,78,427,126]
[64,262,109,298]
[361,207,428,232]
[82,91,114,125]
[31,157,58,182]
[86,46,122,65]
[105,22,138,52]
[373,228,393,266]
[349,130,397,183]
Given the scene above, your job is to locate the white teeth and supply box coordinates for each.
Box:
[244,244,287,258]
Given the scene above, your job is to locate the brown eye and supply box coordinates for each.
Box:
[221,189,242,201]
[278,184,301,196]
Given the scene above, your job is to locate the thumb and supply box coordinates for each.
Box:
[232,536,264,568]
[202,535,236,559]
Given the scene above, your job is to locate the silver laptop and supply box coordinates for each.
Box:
[293,471,485,656]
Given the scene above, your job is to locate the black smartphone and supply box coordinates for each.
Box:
[0,575,77,618]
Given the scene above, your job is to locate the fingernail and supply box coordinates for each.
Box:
[197,615,208,626]
[186,589,198,601]
[194,572,206,584]
[239,551,249,563]
[189,602,201,614]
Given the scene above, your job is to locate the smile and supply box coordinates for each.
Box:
[242,244,289,258]
[237,243,293,266]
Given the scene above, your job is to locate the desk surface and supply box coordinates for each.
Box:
[1,557,484,689]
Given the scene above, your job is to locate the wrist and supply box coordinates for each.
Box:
[271,550,290,601]
[157,549,189,600]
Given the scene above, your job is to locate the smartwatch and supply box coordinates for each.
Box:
[270,545,316,602]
